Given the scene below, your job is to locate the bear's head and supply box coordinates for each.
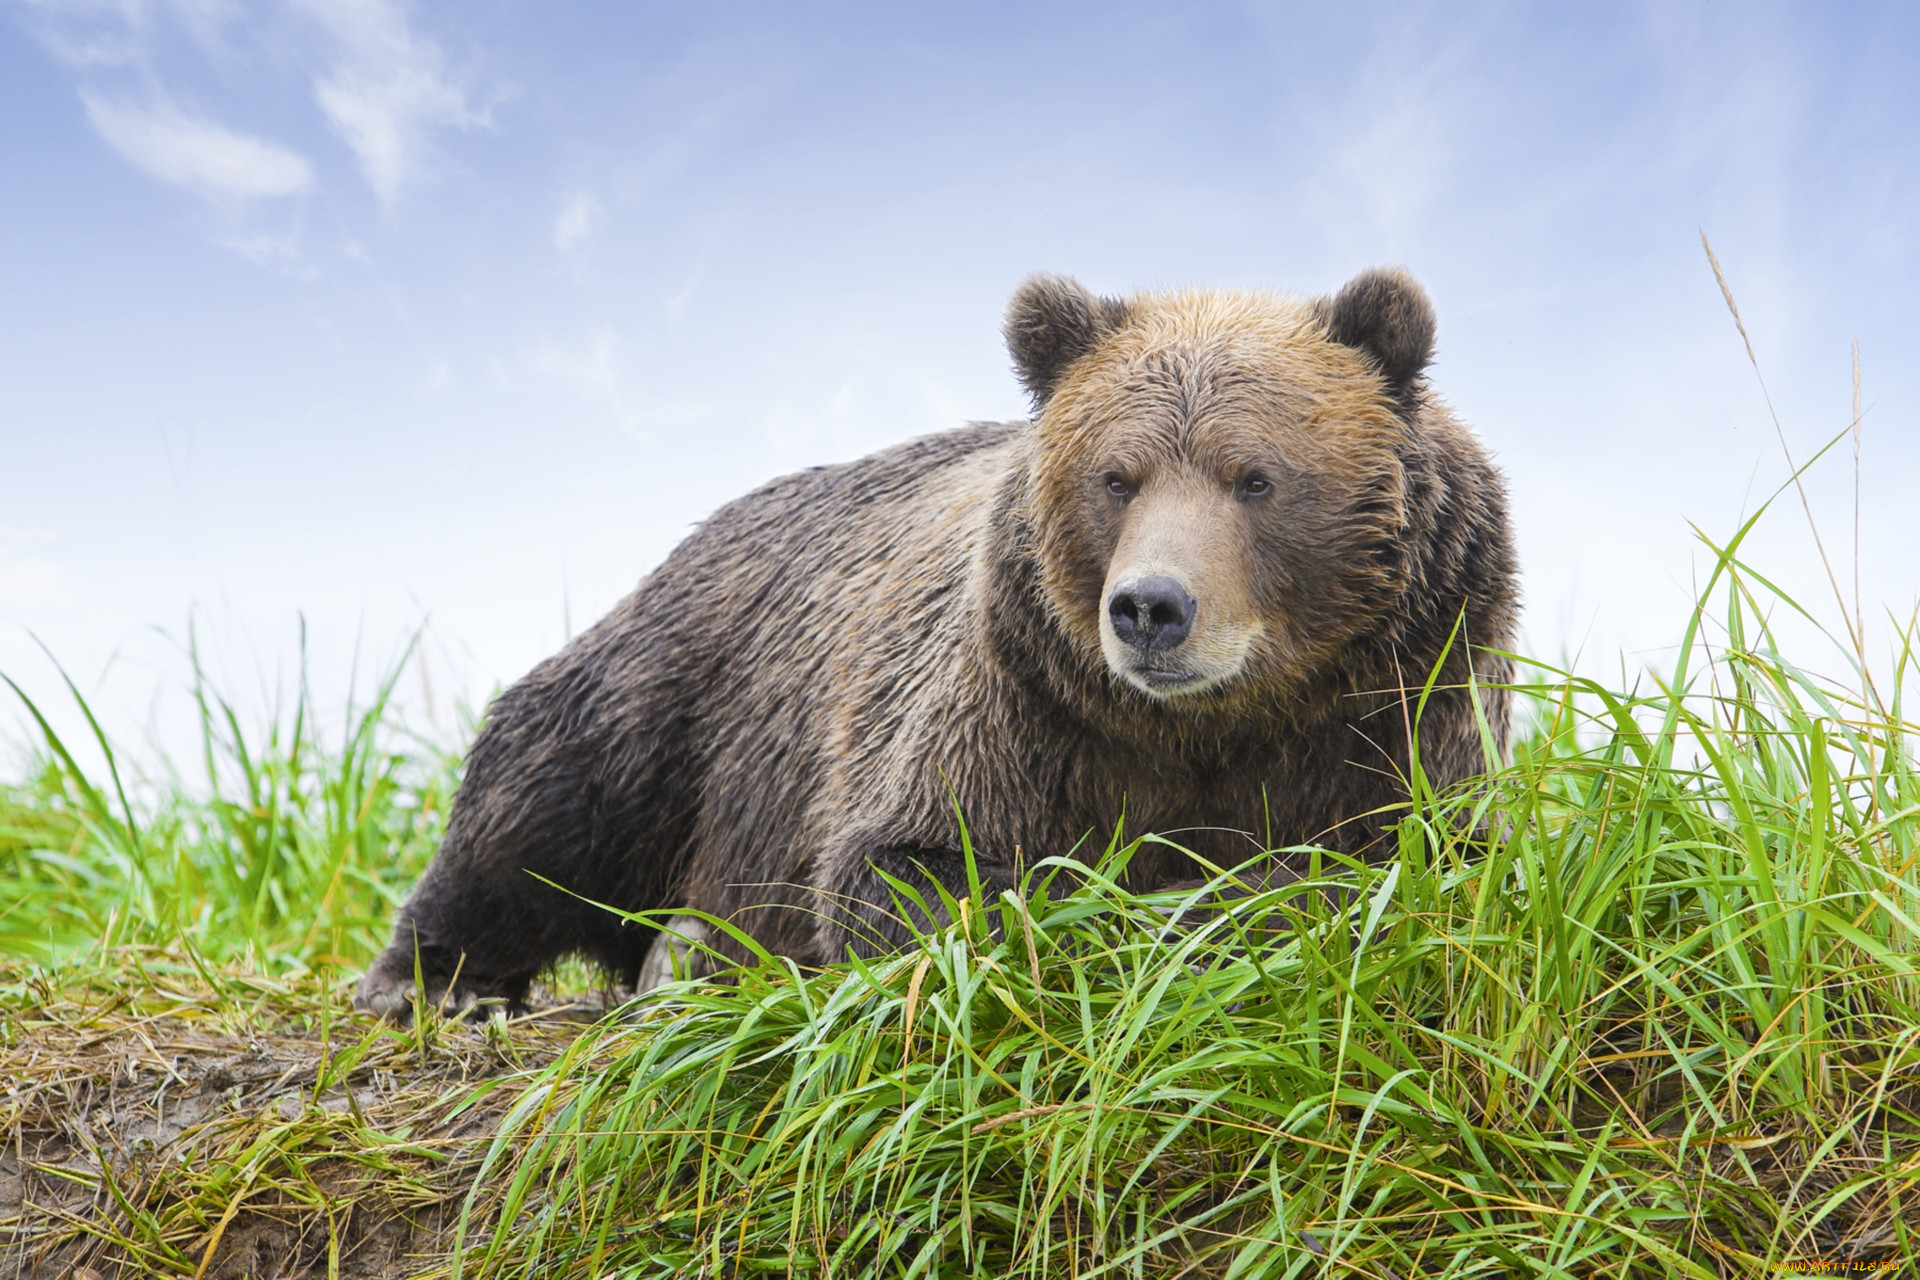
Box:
[1006,269,1435,703]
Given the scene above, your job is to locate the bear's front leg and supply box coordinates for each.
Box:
[352,859,545,1022]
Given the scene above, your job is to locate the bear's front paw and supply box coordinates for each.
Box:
[353,954,514,1024]
[352,980,408,1020]
[353,964,439,1023]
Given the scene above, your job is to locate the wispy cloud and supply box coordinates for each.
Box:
[0,557,61,609]
[553,192,600,251]
[218,227,317,275]
[21,0,486,219]
[295,0,479,210]
[15,0,252,67]
[524,328,713,440]
[21,1,313,263]
[1276,11,1486,260]
[81,91,312,201]
[0,519,61,607]
[12,0,154,68]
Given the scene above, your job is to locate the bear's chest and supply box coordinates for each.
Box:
[984,718,1388,869]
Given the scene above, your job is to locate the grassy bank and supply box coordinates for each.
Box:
[0,634,461,970]
[5,527,1920,1276]
[454,531,1920,1278]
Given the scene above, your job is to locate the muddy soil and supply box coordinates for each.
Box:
[2,976,605,1280]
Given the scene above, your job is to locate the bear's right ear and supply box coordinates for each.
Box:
[1005,274,1130,409]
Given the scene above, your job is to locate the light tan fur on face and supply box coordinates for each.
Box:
[1097,473,1263,696]
[1031,288,1412,703]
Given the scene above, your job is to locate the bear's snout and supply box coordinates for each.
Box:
[1106,575,1196,656]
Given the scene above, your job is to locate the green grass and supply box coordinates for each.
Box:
[6,520,1919,1274]
[0,628,461,970]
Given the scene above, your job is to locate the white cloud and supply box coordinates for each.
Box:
[22,0,490,221]
[527,328,635,434]
[295,0,478,210]
[0,558,62,609]
[164,0,248,53]
[12,0,152,68]
[15,0,251,68]
[218,228,316,275]
[553,192,600,251]
[525,328,713,440]
[663,271,700,321]
[1283,13,1481,258]
[81,91,312,201]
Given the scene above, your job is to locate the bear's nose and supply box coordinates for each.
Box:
[1107,576,1196,655]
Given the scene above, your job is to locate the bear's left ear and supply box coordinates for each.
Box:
[1005,274,1130,410]
[1315,267,1436,402]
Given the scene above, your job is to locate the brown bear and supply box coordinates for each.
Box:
[354,267,1518,1018]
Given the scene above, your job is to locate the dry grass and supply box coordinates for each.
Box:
[0,948,602,1279]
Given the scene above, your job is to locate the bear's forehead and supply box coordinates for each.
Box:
[1043,288,1404,461]
[1128,287,1319,339]
[1061,291,1388,397]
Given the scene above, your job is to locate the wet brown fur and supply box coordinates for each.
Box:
[356,268,1519,1015]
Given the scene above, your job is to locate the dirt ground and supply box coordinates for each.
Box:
[1,955,606,1280]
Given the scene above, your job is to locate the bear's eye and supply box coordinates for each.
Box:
[1104,476,1134,500]
[1241,474,1273,498]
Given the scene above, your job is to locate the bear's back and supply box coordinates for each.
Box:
[596,421,1031,949]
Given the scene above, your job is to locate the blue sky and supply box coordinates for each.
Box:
[3,1,1917,762]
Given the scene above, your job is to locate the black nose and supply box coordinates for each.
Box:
[1107,576,1196,654]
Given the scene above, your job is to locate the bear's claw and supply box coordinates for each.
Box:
[352,958,510,1024]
